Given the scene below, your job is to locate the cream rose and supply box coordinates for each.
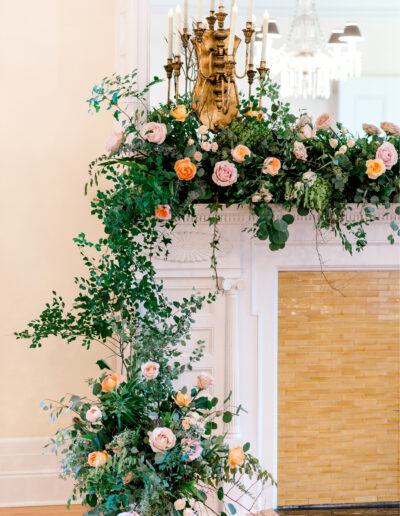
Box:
[86,405,102,424]
[140,122,167,144]
[194,151,203,162]
[315,113,333,130]
[198,372,214,389]
[141,361,160,380]
[187,138,195,146]
[329,138,338,149]
[297,124,314,140]
[174,499,187,510]
[347,138,355,148]
[293,141,307,161]
[376,142,398,170]
[211,142,218,152]
[302,170,317,186]
[198,125,208,134]
[201,141,211,152]
[296,115,312,128]
[148,427,176,453]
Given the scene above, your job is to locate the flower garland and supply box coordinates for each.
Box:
[15,71,400,516]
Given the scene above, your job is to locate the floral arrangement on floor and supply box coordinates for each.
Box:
[15,71,399,515]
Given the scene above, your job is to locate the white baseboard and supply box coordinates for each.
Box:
[0,437,75,507]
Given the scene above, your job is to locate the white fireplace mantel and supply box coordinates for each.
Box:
[154,204,400,510]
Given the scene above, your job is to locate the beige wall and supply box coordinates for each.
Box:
[0,0,115,437]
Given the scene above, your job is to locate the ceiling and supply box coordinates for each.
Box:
[150,0,400,18]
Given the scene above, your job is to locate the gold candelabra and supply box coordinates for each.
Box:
[164,6,268,132]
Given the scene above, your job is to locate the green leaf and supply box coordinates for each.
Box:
[390,220,399,231]
[297,206,309,216]
[96,359,111,370]
[282,214,295,225]
[243,442,250,452]
[92,383,102,396]
[222,411,233,423]
[85,493,97,507]
[217,487,224,500]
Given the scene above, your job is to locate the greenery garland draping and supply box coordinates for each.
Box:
[15,71,400,516]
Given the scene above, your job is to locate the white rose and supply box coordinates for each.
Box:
[302,170,317,186]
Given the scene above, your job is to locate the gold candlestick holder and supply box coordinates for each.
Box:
[172,55,183,101]
[257,60,269,108]
[247,64,257,100]
[193,22,206,43]
[164,58,174,107]
[206,11,217,31]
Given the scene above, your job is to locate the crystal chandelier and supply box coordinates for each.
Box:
[267,0,363,100]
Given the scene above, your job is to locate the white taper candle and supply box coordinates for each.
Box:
[168,8,173,59]
[228,2,237,55]
[183,0,188,28]
[249,14,256,65]
[261,9,269,63]
[175,4,181,57]
[247,0,253,22]
[210,0,215,11]
[197,0,203,22]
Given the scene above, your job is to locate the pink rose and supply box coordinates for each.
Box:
[296,115,312,128]
[201,141,211,152]
[376,142,398,170]
[86,405,102,424]
[194,151,203,162]
[141,361,160,380]
[262,157,281,176]
[381,121,400,136]
[347,138,355,148]
[212,161,238,187]
[181,438,202,461]
[198,372,214,390]
[140,122,167,144]
[362,123,380,136]
[293,141,307,161]
[329,138,338,149]
[231,145,251,163]
[315,113,333,130]
[148,427,176,453]
[298,124,314,140]
[198,125,208,135]
[105,130,124,153]
[211,142,218,152]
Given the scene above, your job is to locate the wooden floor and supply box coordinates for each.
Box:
[0,507,84,515]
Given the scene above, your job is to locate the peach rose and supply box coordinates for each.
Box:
[174,157,197,181]
[245,109,265,121]
[362,123,380,135]
[181,418,191,430]
[335,145,347,156]
[155,204,172,220]
[329,138,338,149]
[376,142,398,170]
[347,138,355,148]
[262,157,281,176]
[366,158,386,180]
[88,451,109,468]
[148,427,176,453]
[198,372,214,390]
[194,151,203,162]
[212,161,238,187]
[381,121,400,136]
[140,122,167,144]
[181,438,202,461]
[174,391,192,407]
[101,373,124,392]
[198,125,208,134]
[211,142,219,152]
[231,144,251,163]
[86,405,102,424]
[315,113,333,130]
[341,127,348,134]
[293,141,307,161]
[122,471,133,485]
[201,141,211,152]
[170,104,188,122]
[228,446,244,469]
[105,130,124,153]
[187,138,195,146]
[297,124,314,140]
[141,361,160,380]
[296,115,313,128]
[174,500,187,510]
